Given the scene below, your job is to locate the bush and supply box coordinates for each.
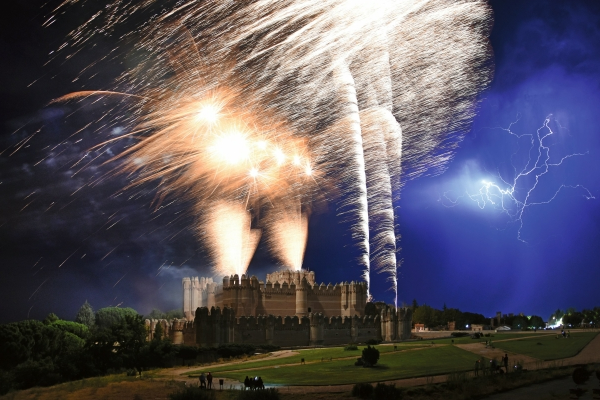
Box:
[373,383,403,399]
[361,346,380,367]
[451,332,469,337]
[345,345,359,351]
[351,383,373,399]
[365,339,381,345]
[216,344,256,358]
[237,388,280,400]
[169,386,216,400]
[256,344,281,353]
[355,358,364,366]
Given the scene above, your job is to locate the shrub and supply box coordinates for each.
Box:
[451,332,469,337]
[361,345,380,367]
[237,388,280,400]
[345,345,359,351]
[216,344,256,358]
[169,386,216,400]
[256,344,280,353]
[373,383,403,399]
[355,358,364,366]
[351,383,373,399]
[365,339,381,345]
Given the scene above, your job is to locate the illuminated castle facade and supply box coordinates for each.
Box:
[182,270,368,320]
[145,270,412,346]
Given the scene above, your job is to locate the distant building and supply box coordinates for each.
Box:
[471,324,492,332]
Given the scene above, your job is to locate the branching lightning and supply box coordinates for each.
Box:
[446,115,595,242]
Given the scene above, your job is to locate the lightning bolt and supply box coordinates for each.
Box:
[446,114,594,242]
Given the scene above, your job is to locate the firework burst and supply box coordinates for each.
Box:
[48,0,493,304]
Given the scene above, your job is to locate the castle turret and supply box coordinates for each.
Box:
[296,277,308,317]
[183,277,192,320]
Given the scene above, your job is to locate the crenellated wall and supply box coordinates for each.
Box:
[175,270,409,347]
[171,305,411,347]
[183,270,368,320]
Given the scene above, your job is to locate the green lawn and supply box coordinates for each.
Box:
[190,343,428,374]
[493,331,598,360]
[214,345,477,385]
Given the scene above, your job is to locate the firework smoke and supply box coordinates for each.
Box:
[49,0,493,303]
[264,203,309,271]
[204,201,262,277]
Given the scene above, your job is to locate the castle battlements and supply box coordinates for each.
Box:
[183,270,368,321]
[150,304,412,347]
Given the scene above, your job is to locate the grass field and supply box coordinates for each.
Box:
[190,343,429,374]
[0,376,184,400]
[215,345,477,385]
[492,331,598,360]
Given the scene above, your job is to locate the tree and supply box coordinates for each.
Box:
[147,308,165,320]
[43,313,59,325]
[95,307,138,329]
[528,315,545,329]
[512,316,527,330]
[75,301,95,328]
[563,312,583,327]
[177,345,199,366]
[361,345,380,367]
[165,309,184,320]
[412,304,440,328]
[412,299,419,312]
[154,322,164,340]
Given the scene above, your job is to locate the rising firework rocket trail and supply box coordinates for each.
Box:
[45,0,493,305]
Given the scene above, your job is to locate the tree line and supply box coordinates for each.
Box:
[402,300,546,330]
[0,302,276,395]
[549,307,599,328]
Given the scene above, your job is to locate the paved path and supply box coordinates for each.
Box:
[155,331,600,393]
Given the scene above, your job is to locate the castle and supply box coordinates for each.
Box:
[182,270,368,320]
[146,269,412,346]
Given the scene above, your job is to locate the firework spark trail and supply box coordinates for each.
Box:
[265,202,309,271]
[204,201,262,276]
[463,115,595,242]
[46,0,493,294]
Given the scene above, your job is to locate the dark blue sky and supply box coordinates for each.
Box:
[1,0,599,324]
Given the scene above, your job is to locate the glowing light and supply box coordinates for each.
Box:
[196,104,221,124]
[273,148,286,165]
[249,168,259,178]
[209,131,250,165]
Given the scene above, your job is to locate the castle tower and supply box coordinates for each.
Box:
[191,277,200,312]
[183,277,192,321]
[296,276,308,317]
[207,282,217,309]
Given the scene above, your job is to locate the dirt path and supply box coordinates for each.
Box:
[157,350,299,380]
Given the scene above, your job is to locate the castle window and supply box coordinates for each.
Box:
[308,307,311,313]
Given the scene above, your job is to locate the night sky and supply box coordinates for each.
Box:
[1,1,600,324]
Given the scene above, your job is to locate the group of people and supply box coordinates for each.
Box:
[559,329,570,338]
[244,376,265,390]
[473,353,510,376]
[198,372,213,389]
